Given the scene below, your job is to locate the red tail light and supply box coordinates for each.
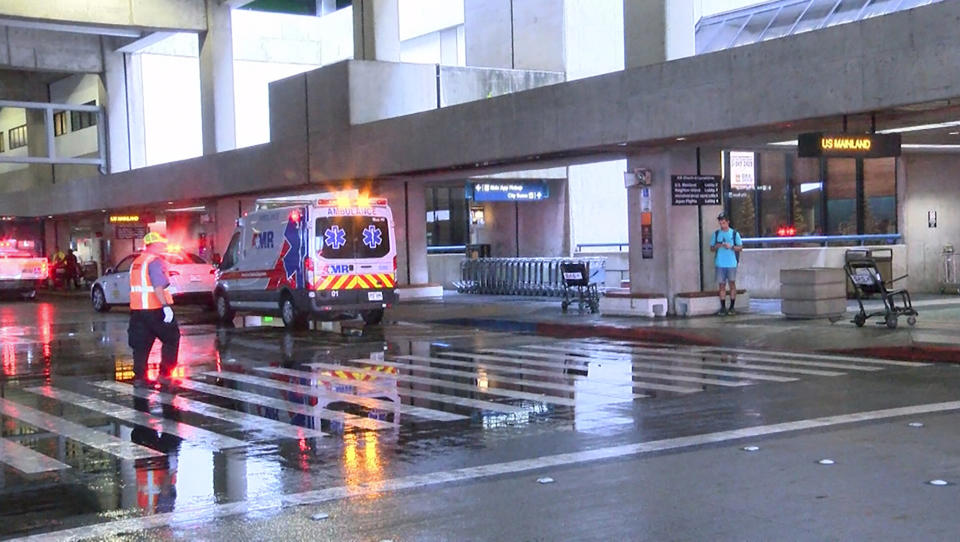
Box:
[290,209,301,223]
[304,256,315,290]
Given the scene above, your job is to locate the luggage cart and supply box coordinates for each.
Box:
[560,262,599,313]
[844,257,917,329]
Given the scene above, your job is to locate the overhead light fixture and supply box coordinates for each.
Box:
[902,144,960,150]
[950,131,960,135]
[769,140,798,146]
[166,206,207,213]
[876,121,960,134]
[676,137,687,141]
[800,182,822,193]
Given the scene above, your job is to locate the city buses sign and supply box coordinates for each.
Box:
[798,132,901,158]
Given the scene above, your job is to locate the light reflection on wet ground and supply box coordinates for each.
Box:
[0,298,913,539]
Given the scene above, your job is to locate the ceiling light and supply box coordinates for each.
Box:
[950,131,960,135]
[902,144,960,150]
[166,206,207,213]
[769,140,798,146]
[876,121,960,134]
[676,137,687,141]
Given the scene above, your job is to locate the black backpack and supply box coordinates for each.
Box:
[713,228,742,263]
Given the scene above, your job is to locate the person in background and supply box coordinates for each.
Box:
[709,212,743,316]
[64,249,79,289]
[128,232,180,390]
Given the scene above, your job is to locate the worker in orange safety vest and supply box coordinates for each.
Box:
[128,232,180,389]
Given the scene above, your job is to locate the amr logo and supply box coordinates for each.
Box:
[251,231,274,249]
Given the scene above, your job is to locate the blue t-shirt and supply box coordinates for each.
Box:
[711,228,741,268]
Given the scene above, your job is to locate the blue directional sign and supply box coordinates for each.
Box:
[468,181,550,202]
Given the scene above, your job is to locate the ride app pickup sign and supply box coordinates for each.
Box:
[671,175,721,206]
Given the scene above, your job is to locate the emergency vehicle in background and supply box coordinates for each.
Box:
[0,220,48,300]
[90,250,216,312]
[214,195,398,328]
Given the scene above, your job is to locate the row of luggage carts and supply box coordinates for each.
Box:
[456,257,607,298]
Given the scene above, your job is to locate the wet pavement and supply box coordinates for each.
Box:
[0,293,959,540]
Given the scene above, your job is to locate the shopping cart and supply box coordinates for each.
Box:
[844,256,917,329]
[560,262,599,314]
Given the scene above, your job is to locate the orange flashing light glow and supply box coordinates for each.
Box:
[356,194,370,208]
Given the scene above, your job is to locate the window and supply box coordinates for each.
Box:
[53,112,68,136]
[220,233,241,270]
[315,216,391,259]
[115,255,136,273]
[0,134,4,153]
[70,101,98,131]
[161,252,207,265]
[8,125,27,150]
[425,185,469,247]
[722,150,898,239]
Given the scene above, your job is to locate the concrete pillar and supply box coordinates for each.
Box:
[352,0,401,62]
[626,148,722,308]
[102,38,133,173]
[25,109,53,186]
[623,0,694,69]
[199,0,237,155]
[387,179,428,286]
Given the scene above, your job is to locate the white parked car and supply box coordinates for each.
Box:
[91,251,216,312]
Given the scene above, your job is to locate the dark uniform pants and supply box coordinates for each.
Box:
[128,309,180,379]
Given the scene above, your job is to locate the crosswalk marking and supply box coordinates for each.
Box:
[528,343,884,372]
[478,348,590,367]
[176,378,394,431]
[25,386,249,452]
[0,397,163,460]
[397,354,642,393]
[573,339,931,367]
[427,352,702,394]
[205,369,468,422]
[93,381,328,440]
[626,369,751,387]
[1,437,71,474]
[345,357,647,402]
[306,361,581,407]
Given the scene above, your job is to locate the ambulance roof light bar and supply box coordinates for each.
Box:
[317,197,388,208]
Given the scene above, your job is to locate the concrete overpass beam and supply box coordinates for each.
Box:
[0,1,206,33]
[0,26,103,72]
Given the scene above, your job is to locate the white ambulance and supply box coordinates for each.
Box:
[214,195,398,328]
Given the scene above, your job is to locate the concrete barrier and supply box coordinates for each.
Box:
[600,290,668,318]
[675,290,749,317]
[779,267,846,319]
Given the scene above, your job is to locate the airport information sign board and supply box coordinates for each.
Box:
[798,132,901,158]
[468,181,550,202]
[671,175,721,205]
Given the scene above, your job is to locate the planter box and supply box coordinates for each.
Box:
[600,290,668,318]
[675,290,749,317]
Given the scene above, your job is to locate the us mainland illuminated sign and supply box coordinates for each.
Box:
[798,132,901,158]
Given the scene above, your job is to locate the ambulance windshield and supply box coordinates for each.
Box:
[316,216,390,259]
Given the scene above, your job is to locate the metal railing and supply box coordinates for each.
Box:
[741,233,901,247]
[574,242,629,253]
[456,257,607,296]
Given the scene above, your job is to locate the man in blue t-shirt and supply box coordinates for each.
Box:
[709,212,743,316]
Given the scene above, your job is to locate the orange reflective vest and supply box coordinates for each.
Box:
[129,253,174,310]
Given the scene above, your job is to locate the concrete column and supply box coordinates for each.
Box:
[352,0,401,62]
[623,0,694,69]
[626,148,721,308]
[199,0,237,155]
[25,109,53,186]
[102,38,133,173]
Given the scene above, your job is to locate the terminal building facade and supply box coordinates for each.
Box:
[0,0,956,306]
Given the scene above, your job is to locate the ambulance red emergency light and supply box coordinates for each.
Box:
[0,236,48,300]
[214,195,397,328]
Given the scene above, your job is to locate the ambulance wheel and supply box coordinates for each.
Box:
[280,295,307,329]
[885,313,898,329]
[91,286,110,312]
[853,313,865,327]
[361,309,384,326]
[215,292,235,323]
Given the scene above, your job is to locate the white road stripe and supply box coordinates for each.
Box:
[573,339,930,367]
[479,348,590,366]
[628,370,751,387]
[346,357,646,402]
[92,381,328,440]
[306,361,581,407]
[398,354,643,392]
[177,379,394,431]
[26,400,960,542]
[0,437,71,475]
[257,367,527,415]
[0,397,162,461]
[209,369,467,422]
[429,352,702,394]
[535,343,883,372]
[25,386,249,452]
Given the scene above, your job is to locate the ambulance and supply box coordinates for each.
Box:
[214,195,398,328]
